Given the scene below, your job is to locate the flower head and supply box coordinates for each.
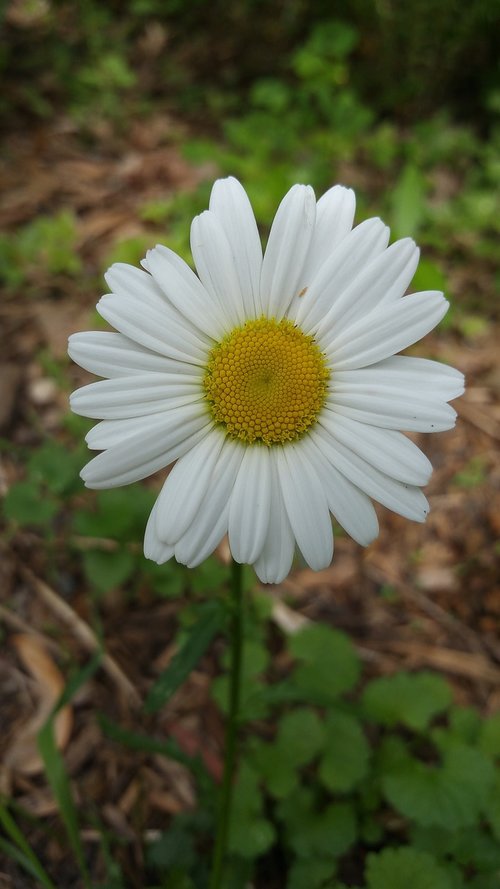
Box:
[69,177,464,583]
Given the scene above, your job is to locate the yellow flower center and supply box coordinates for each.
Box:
[203,317,329,445]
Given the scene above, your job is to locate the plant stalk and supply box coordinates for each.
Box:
[209,559,244,889]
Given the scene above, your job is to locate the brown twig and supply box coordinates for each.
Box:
[20,567,141,708]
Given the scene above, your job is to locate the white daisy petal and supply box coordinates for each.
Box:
[144,500,175,564]
[325,290,449,370]
[105,263,165,309]
[209,176,263,317]
[145,245,226,339]
[312,425,429,522]
[295,218,390,333]
[70,373,203,419]
[154,428,226,545]
[320,411,433,485]
[287,185,356,319]
[80,406,210,489]
[174,439,245,567]
[326,394,457,433]
[309,185,356,269]
[260,184,316,319]
[332,356,465,402]
[316,238,419,340]
[276,442,334,571]
[85,414,170,450]
[253,454,296,583]
[228,445,272,564]
[298,435,379,545]
[191,211,246,327]
[67,332,196,378]
[97,293,210,365]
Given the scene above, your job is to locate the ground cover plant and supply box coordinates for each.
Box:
[1,2,500,887]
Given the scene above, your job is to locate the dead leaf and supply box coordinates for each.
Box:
[4,635,73,775]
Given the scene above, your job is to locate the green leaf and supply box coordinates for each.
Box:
[146,824,195,871]
[279,789,357,859]
[484,773,500,840]
[391,164,427,238]
[365,847,451,889]
[319,710,370,793]
[212,637,271,721]
[74,487,155,540]
[411,257,447,294]
[289,624,360,702]
[286,858,336,889]
[4,480,58,526]
[82,547,135,594]
[228,763,275,859]
[382,744,496,830]
[278,708,325,766]
[0,806,57,889]
[28,441,82,496]
[362,671,452,731]
[448,706,482,743]
[479,713,500,758]
[250,708,325,799]
[190,556,229,594]
[412,823,500,870]
[143,560,185,598]
[144,602,224,713]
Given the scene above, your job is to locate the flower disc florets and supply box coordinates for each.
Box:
[203,317,329,445]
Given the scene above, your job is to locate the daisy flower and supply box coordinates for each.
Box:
[69,177,464,583]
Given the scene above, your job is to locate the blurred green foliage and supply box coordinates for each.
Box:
[0,211,81,290]
[1,0,499,126]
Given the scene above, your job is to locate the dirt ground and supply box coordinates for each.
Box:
[1,117,499,887]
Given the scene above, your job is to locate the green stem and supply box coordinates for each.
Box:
[209,559,244,889]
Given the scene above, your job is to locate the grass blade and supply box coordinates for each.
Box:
[0,805,57,889]
[144,601,225,714]
[37,651,102,889]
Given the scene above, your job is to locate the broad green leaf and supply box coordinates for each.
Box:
[82,547,135,594]
[4,480,58,526]
[362,671,452,731]
[286,858,335,889]
[479,713,500,758]
[145,601,224,713]
[228,763,275,858]
[382,744,496,830]
[279,789,357,859]
[365,847,451,889]
[277,708,325,765]
[28,441,82,495]
[143,560,185,598]
[146,824,195,870]
[412,823,500,870]
[250,709,324,799]
[319,711,370,793]
[212,638,271,721]
[484,773,500,840]
[448,706,481,744]
[74,486,155,540]
[289,624,360,702]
